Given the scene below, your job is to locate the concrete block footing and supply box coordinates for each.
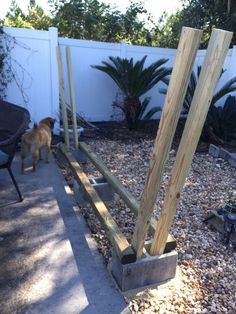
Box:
[73,176,115,204]
[228,153,236,167]
[111,248,178,292]
[209,144,236,167]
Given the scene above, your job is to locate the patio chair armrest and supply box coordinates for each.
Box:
[0,110,30,148]
[0,133,20,147]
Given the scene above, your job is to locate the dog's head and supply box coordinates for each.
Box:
[39,117,56,130]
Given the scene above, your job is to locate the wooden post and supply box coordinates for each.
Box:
[59,144,136,264]
[132,27,203,258]
[151,29,233,256]
[56,46,70,148]
[66,47,79,149]
[79,142,176,252]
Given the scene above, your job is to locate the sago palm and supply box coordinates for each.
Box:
[160,66,236,142]
[206,95,236,144]
[92,56,171,129]
[160,66,236,113]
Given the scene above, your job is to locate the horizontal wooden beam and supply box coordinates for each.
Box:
[79,141,176,253]
[59,144,136,264]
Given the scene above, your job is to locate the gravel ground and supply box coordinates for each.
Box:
[58,137,236,313]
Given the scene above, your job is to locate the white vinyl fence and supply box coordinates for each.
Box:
[3,26,236,131]
[3,27,59,129]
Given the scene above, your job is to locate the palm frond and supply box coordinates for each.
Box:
[141,106,161,120]
[137,97,161,120]
[212,77,236,106]
[220,96,236,134]
[138,97,150,119]
[159,87,168,95]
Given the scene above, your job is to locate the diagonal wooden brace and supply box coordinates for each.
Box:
[132,27,203,258]
[151,28,233,256]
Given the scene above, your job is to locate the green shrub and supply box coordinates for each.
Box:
[92,56,171,129]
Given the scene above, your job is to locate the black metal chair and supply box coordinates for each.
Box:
[0,100,30,202]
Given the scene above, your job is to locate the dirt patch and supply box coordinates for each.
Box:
[81,119,185,144]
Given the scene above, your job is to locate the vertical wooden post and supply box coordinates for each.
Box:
[56,46,70,148]
[48,28,59,133]
[132,27,202,259]
[66,47,79,149]
[151,29,233,256]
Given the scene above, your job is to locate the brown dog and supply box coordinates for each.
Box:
[38,117,56,131]
[20,117,56,173]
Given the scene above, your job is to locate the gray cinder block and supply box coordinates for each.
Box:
[208,145,236,168]
[111,249,178,291]
[228,153,236,167]
[208,144,220,157]
[73,176,115,204]
[219,147,230,159]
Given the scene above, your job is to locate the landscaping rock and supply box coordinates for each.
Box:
[59,138,236,313]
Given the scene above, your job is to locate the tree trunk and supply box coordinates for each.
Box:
[202,125,224,144]
[124,96,141,130]
[227,0,231,16]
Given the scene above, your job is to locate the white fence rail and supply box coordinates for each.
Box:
[3,26,236,129]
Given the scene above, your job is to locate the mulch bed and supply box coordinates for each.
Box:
[82,119,184,143]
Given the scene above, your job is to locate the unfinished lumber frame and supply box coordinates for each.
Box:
[56,26,233,291]
[59,144,136,264]
[79,141,176,253]
[56,46,70,148]
[151,29,233,256]
[132,27,203,258]
[66,47,79,149]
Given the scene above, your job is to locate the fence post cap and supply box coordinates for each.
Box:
[48,27,58,33]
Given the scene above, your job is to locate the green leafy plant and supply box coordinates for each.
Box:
[112,96,161,123]
[92,55,171,129]
[206,95,236,144]
[160,66,236,143]
[160,66,236,113]
[137,97,161,120]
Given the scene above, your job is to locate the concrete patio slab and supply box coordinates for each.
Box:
[0,154,130,314]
